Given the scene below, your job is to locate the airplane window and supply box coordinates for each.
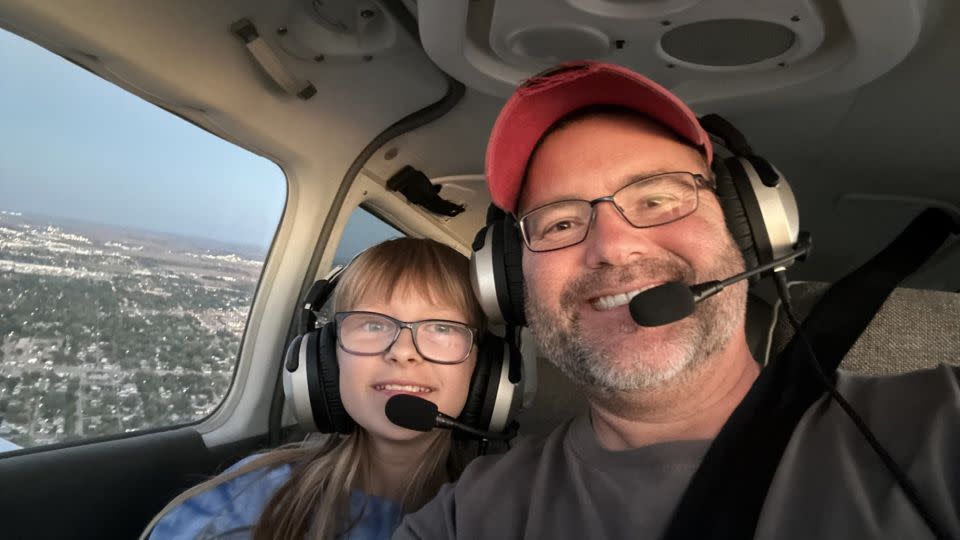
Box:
[0,29,286,453]
[332,207,404,265]
[313,207,405,324]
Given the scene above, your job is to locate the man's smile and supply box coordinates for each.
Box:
[589,282,664,311]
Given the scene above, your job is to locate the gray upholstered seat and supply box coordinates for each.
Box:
[765,282,960,374]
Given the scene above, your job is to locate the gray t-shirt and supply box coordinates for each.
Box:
[395,365,960,539]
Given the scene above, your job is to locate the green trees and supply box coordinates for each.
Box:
[0,224,260,449]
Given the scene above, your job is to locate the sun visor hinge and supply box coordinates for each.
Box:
[230,18,317,100]
[386,166,465,217]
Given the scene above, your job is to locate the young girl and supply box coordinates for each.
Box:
[144,237,485,539]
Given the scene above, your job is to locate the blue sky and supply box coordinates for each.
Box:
[0,28,287,253]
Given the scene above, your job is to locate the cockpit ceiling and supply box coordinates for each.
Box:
[0,0,957,290]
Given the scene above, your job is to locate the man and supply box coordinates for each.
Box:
[394,61,959,539]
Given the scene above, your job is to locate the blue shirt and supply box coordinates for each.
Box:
[149,456,404,539]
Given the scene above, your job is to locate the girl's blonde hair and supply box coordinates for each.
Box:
[142,238,484,539]
[332,237,486,329]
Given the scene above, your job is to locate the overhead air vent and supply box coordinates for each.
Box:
[309,0,371,35]
[506,26,611,66]
[274,0,401,62]
[660,19,796,67]
[568,0,701,19]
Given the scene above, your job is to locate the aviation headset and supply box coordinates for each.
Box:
[470,113,800,326]
[282,256,524,436]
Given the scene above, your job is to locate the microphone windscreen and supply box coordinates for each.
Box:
[629,282,696,327]
[385,394,438,432]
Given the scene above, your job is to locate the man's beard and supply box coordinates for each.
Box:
[525,239,746,395]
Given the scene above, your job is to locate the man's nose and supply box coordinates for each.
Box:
[583,202,658,268]
[385,328,423,364]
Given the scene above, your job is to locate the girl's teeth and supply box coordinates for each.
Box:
[376,384,431,393]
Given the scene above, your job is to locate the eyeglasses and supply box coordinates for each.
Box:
[517,172,716,252]
[334,311,477,364]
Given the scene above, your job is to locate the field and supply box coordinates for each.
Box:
[0,211,263,449]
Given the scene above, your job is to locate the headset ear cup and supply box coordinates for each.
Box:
[500,216,526,327]
[714,158,760,271]
[284,334,304,374]
[703,115,797,272]
[484,211,526,327]
[471,209,526,327]
[311,322,355,434]
[457,339,495,432]
[282,333,316,431]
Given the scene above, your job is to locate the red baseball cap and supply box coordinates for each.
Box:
[485,61,713,215]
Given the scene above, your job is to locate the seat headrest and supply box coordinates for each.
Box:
[766,281,960,374]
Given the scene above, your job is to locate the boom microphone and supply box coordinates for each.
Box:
[385,394,515,441]
[629,234,812,327]
[385,393,438,432]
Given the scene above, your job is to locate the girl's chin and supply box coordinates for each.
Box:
[363,419,437,443]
